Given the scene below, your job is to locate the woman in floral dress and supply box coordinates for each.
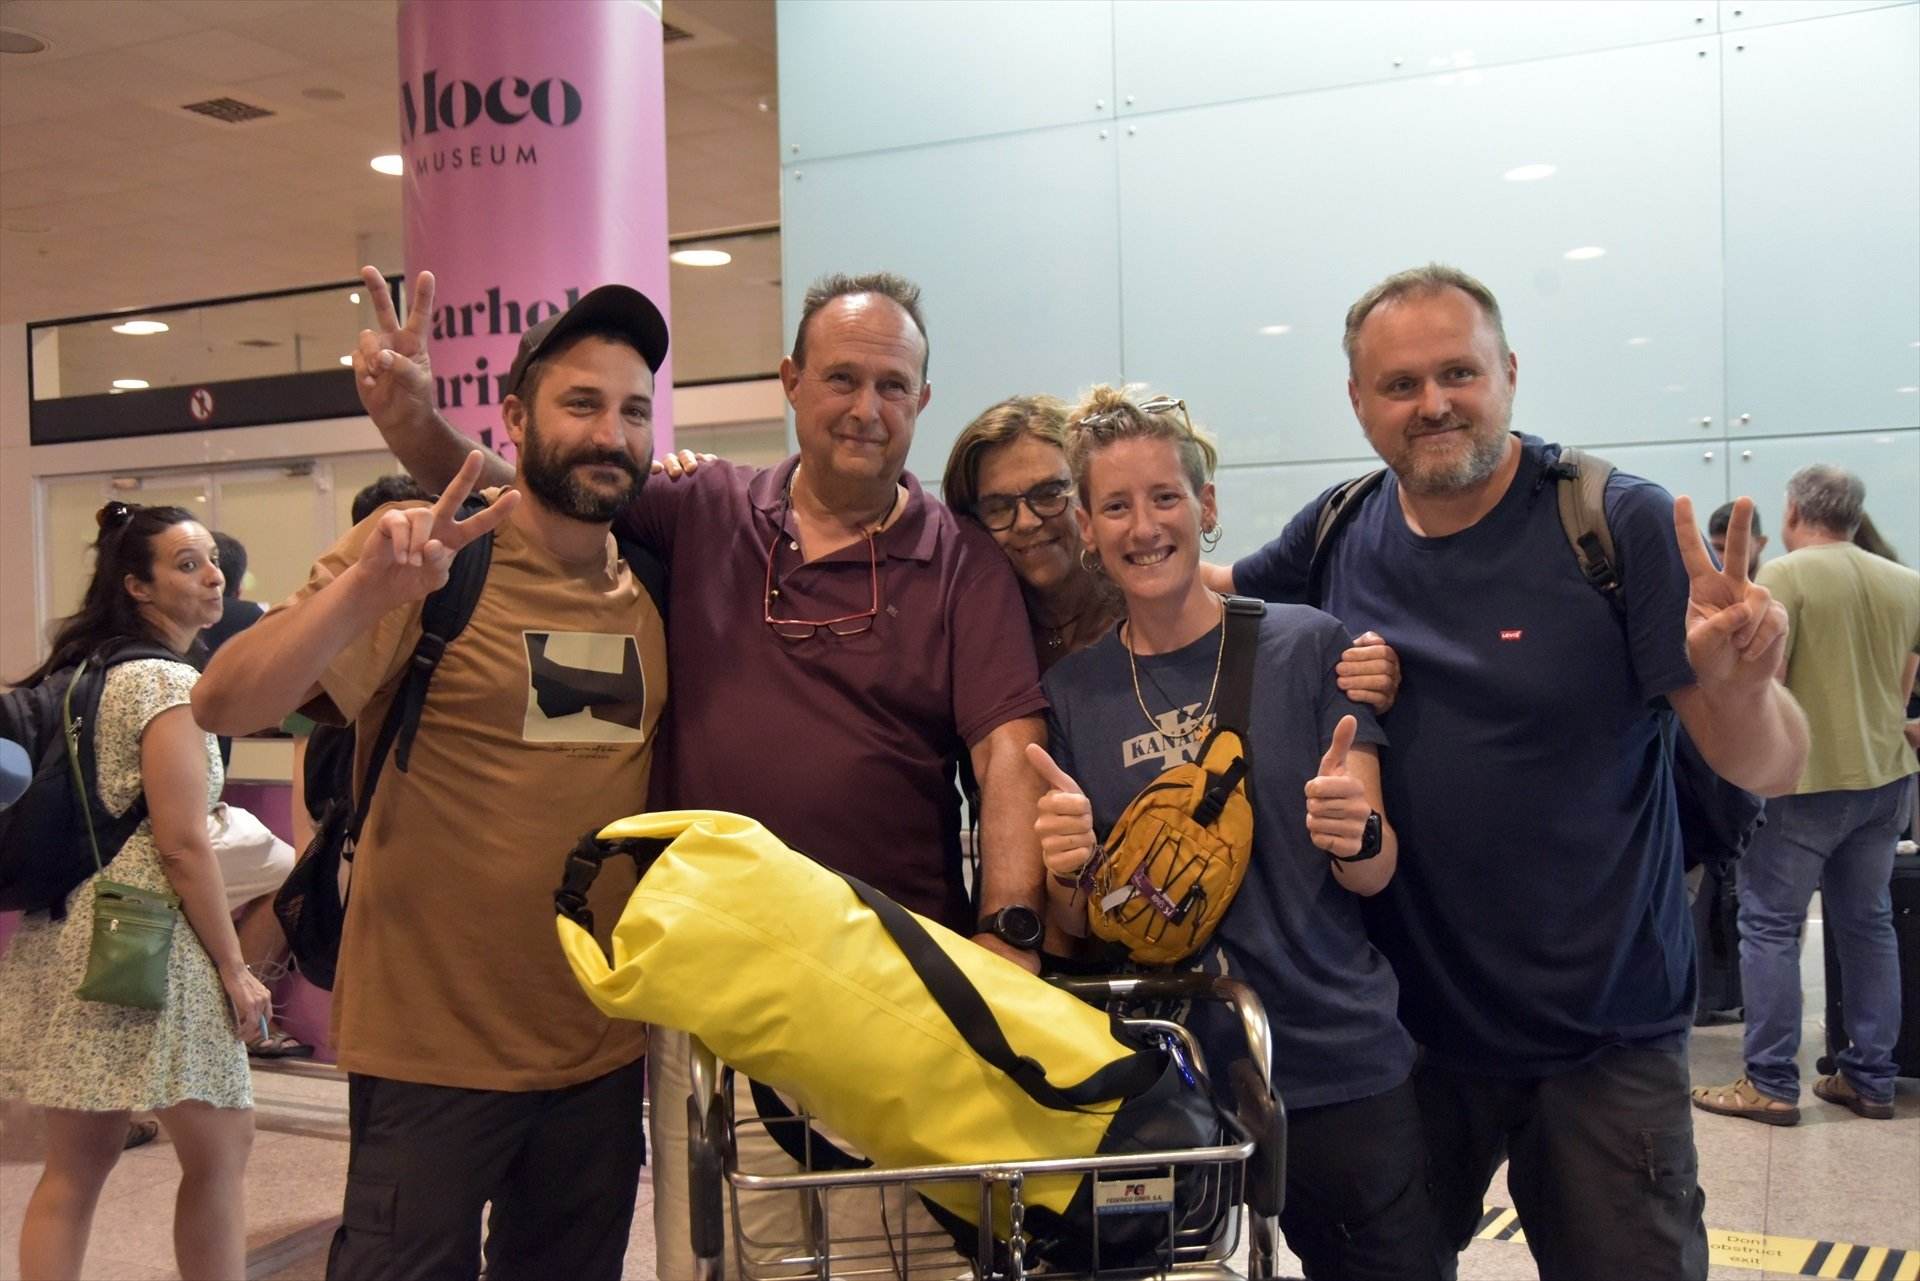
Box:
[1,501,271,1280]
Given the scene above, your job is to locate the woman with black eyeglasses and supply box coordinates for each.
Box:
[940,396,1127,669]
[1,502,269,1281]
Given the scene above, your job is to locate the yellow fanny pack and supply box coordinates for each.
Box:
[553,809,1215,1266]
[1081,597,1264,966]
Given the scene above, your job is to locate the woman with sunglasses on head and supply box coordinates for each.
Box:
[1026,387,1438,1281]
[1,502,270,1281]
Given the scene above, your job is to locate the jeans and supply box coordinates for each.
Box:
[1737,778,1912,1106]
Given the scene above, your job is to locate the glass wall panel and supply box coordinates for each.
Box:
[780,122,1124,485]
[776,0,1115,162]
[1118,38,1724,467]
[1115,0,1715,117]
[41,476,110,635]
[1595,441,1731,522]
[1722,0,1913,31]
[1724,4,1920,438]
[212,468,328,609]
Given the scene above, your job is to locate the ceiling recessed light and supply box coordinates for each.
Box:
[1257,324,1292,336]
[108,388,126,395]
[112,320,170,336]
[1563,246,1606,261]
[1626,336,1651,346]
[349,291,362,304]
[339,355,354,367]
[669,248,732,268]
[112,379,149,390]
[370,154,403,176]
[1897,386,1919,394]
[1504,163,1557,182]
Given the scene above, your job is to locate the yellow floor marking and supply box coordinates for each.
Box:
[1475,1207,1917,1277]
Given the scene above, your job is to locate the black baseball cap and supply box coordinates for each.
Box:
[502,284,670,400]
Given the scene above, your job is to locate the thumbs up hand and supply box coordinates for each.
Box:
[1026,743,1096,879]
[1305,715,1370,858]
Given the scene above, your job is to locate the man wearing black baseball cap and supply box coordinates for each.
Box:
[196,278,674,1281]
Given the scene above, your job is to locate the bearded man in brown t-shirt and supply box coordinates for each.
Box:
[196,283,672,1281]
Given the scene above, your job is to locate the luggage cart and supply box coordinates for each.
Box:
[685,972,1285,1280]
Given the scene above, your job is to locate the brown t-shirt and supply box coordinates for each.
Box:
[281,497,665,1090]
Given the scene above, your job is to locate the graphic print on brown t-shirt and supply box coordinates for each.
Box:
[521,631,650,742]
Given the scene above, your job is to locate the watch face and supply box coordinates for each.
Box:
[997,905,1044,950]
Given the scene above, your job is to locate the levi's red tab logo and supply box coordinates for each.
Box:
[1499,629,1524,641]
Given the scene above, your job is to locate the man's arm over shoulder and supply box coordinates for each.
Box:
[1213,492,1328,604]
[613,456,754,558]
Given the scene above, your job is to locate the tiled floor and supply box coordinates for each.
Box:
[3,921,1916,1280]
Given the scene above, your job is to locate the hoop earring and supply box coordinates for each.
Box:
[1201,524,1223,553]
[1079,546,1105,576]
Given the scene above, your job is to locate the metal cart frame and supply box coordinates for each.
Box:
[684,972,1285,1281]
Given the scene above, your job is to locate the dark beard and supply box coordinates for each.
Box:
[520,410,644,522]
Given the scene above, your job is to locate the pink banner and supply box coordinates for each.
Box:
[398,0,673,454]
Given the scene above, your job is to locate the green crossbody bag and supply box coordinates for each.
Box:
[63,656,180,1011]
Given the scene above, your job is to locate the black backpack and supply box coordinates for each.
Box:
[1306,445,1766,868]
[0,639,182,917]
[275,511,668,990]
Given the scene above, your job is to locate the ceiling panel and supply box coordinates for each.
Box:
[0,0,779,325]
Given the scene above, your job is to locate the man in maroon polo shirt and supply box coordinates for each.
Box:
[357,267,1047,1278]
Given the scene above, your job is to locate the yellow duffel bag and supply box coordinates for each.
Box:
[552,809,1217,1270]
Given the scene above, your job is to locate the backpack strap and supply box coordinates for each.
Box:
[1547,444,1623,614]
[1306,468,1389,609]
[391,497,495,773]
[613,531,669,622]
[347,496,498,846]
[839,872,1165,1113]
[1214,596,1265,737]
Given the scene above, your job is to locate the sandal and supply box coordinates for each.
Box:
[123,1119,160,1150]
[1812,1073,1894,1120]
[247,1027,315,1060]
[1691,1076,1800,1126]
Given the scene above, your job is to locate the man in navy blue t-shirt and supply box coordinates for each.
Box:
[1210,265,1808,1280]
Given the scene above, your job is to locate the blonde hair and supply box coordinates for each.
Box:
[940,395,1070,517]
[1064,384,1218,504]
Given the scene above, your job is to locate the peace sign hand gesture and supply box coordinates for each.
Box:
[353,266,437,432]
[1673,495,1787,691]
[357,451,518,610]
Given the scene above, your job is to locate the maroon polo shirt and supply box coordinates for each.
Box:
[616,456,1046,929]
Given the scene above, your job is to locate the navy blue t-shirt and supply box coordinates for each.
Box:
[1231,435,1698,1076]
[1045,607,1414,1110]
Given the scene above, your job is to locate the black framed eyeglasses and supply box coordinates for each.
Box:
[973,480,1075,532]
[763,527,881,641]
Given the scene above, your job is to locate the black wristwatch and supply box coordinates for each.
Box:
[1329,811,1384,865]
[976,905,1044,951]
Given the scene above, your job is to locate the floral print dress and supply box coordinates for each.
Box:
[0,659,251,1111]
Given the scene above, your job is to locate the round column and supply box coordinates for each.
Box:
[397,0,673,453]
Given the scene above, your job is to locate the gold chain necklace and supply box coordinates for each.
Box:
[1124,597,1226,743]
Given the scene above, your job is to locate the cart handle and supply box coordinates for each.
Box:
[1049,972,1273,1093]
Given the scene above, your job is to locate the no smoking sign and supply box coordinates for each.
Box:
[188,388,214,422]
